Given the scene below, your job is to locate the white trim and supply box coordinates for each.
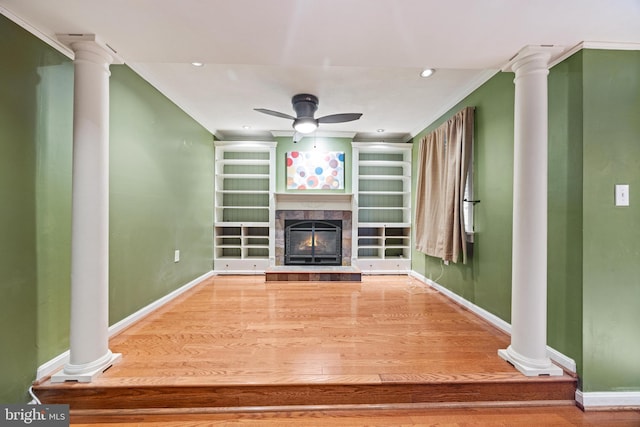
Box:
[108,270,215,336]
[409,271,577,374]
[35,270,214,381]
[410,271,511,333]
[410,69,498,138]
[274,192,353,211]
[576,390,640,409]
[50,352,121,383]
[582,41,640,51]
[36,350,70,381]
[271,130,357,139]
[546,346,577,374]
[549,41,640,69]
[549,42,585,68]
[0,6,74,59]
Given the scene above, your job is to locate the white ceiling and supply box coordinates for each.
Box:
[2,0,640,142]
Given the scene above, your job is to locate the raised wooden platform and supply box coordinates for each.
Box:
[36,375,576,414]
[36,372,576,412]
[265,265,362,282]
[33,276,576,418]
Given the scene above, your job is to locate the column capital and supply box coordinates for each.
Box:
[502,45,564,73]
[57,33,124,65]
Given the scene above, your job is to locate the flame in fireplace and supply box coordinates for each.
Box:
[296,235,330,252]
[298,235,314,250]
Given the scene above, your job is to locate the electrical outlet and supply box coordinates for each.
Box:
[174,250,180,262]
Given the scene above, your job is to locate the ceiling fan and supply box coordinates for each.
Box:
[255,93,362,142]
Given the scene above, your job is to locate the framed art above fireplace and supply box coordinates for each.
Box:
[286,151,345,190]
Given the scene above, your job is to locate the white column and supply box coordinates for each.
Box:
[52,35,122,383]
[498,46,563,377]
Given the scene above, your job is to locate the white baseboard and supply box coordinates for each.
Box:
[409,271,577,374]
[576,390,640,409]
[36,270,214,381]
[36,350,70,381]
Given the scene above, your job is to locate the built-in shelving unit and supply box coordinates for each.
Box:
[352,142,412,273]
[214,141,276,273]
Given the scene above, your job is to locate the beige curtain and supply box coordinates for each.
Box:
[415,107,474,263]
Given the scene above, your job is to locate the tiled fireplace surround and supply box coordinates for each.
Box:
[275,209,352,267]
[273,193,354,268]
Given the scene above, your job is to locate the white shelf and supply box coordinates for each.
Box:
[216,159,271,166]
[217,190,270,194]
[352,143,412,272]
[215,173,270,179]
[214,141,275,270]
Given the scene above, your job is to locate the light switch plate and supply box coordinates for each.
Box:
[174,250,180,262]
[615,184,629,207]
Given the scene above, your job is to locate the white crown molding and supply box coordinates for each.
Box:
[409,270,577,374]
[36,270,215,381]
[582,41,640,51]
[548,41,640,69]
[0,5,73,59]
[549,42,584,68]
[410,68,498,138]
[576,390,640,409]
[271,130,357,139]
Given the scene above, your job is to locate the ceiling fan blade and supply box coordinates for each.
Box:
[293,132,304,143]
[317,113,363,124]
[254,108,296,120]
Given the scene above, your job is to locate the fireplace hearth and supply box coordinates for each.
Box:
[285,220,342,265]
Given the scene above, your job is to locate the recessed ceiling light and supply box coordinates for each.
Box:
[377,129,385,133]
[191,62,204,67]
[420,68,435,78]
[242,125,251,130]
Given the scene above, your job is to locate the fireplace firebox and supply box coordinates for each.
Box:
[284,219,342,265]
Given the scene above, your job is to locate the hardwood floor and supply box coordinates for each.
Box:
[32,274,629,425]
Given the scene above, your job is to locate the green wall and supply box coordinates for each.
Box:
[0,15,214,402]
[0,14,52,403]
[548,51,584,382]
[581,50,640,392]
[411,49,640,393]
[411,72,516,322]
[109,66,214,323]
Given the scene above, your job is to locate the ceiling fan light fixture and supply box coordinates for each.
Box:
[293,118,318,134]
[255,93,362,136]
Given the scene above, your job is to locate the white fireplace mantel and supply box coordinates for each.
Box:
[275,193,353,211]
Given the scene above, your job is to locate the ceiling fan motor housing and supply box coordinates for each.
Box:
[292,93,319,118]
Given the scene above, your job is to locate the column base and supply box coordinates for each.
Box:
[51,351,121,383]
[498,346,563,377]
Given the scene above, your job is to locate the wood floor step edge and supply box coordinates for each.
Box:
[38,382,577,411]
[70,400,578,421]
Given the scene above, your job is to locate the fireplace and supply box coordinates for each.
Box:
[275,207,352,267]
[285,219,342,265]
